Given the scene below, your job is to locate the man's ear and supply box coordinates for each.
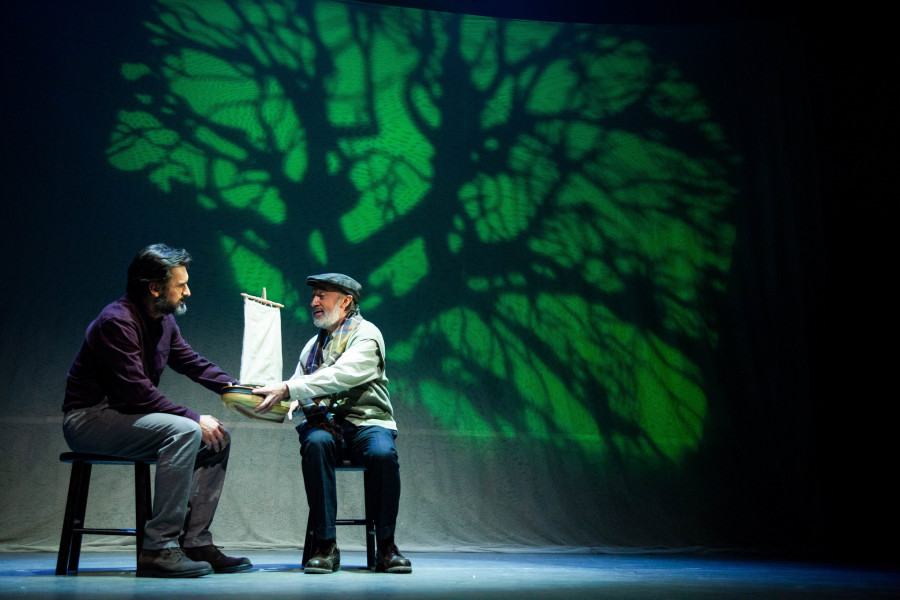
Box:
[148,283,162,298]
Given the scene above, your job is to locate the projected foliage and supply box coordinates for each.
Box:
[107,0,737,464]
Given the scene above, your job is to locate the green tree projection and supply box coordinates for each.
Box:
[107,0,738,465]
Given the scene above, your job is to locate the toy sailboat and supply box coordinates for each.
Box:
[221,288,290,423]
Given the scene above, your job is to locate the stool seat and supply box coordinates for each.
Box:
[302,458,376,570]
[56,452,156,575]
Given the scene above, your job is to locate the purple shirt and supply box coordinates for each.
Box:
[63,295,236,422]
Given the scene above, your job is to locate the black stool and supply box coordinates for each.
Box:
[302,458,376,570]
[56,452,155,575]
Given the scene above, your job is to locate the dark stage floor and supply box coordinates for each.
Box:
[2,550,898,599]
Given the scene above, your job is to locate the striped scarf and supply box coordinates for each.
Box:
[305,311,362,375]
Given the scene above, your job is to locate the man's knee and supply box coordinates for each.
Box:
[367,447,399,470]
[363,434,399,470]
[300,428,337,463]
[178,418,203,442]
[151,418,206,464]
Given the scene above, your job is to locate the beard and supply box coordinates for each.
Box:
[312,302,343,329]
[154,296,187,316]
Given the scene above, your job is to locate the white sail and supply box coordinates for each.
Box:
[239,295,282,384]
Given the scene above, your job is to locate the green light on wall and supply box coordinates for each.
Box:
[369,237,429,297]
[220,234,302,315]
[105,0,739,467]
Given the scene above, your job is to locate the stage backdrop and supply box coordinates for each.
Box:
[1,0,887,559]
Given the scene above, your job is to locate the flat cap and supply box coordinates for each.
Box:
[307,273,362,302]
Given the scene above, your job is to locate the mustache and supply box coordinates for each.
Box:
[154,296,187,316]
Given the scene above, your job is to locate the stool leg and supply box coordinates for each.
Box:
[68,462,93,574]
[134,461,152,565]
[365,519,376,570]
[363,471,376,570]
[57,461,85,575]
[56,461,92,575]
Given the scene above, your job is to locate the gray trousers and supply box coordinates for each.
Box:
[62,402,229,550]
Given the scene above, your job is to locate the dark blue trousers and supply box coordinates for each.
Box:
[298,421,400,542]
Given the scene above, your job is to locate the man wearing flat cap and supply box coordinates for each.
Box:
[253,273,411,574]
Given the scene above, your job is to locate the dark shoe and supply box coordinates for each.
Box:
[305,539,340,574]
[376,539,412,573]
[137,547,213,578]
[183,545,252,573]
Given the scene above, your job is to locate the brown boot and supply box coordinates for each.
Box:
[137,547,213,578]
[305,539,340,574]
[376,538,412,573]
[183,545,252,573]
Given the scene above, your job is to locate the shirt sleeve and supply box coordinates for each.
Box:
[165,323,238,394]
[92,316,202,422]
[286,337,382,402]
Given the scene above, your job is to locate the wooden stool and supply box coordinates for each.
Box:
[56,452,154,575]
[302,458,376,570]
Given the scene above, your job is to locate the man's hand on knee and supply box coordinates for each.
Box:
[199,415,229,452]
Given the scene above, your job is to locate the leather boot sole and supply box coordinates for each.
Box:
[304,557,340,574]
[136,565,214,578]
[304,562,340,574]
[378,564,412,574]
[214,561,253,574]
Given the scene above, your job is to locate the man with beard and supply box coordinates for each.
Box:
[62,244,251,578]
[253,273,411,574]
